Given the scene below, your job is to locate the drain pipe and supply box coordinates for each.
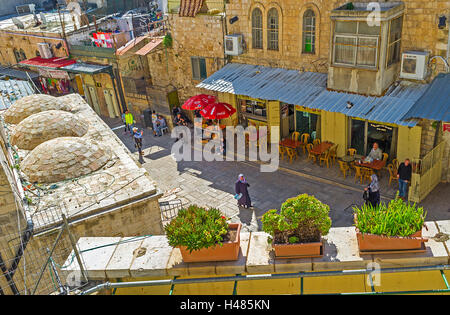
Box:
[0,251,20,295]
[7,219,34,279]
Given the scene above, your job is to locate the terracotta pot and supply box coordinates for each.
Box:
[273,239,322,258]
[354,214,426,252]
[178,223,241,262]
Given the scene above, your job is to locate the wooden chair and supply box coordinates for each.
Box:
[338,160,350,179]
[306,143,316,163]
[313,139,321,146]
[391,158,399,170]
[279,145,286,161]
[329,144,338,165]
[382,153,389,163]
[387,163,397,186]
[347,148,357,156]
[285,147,298,164]
[291,131,300,141]
[363,167,375,183]
[319,149,332,168]
[299,133,310,154]
[353,165,364,184]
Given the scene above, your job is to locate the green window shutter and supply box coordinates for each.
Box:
[199,58,207,80]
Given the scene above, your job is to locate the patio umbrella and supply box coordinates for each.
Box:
[182,94,216,110]
[199,102,236,120]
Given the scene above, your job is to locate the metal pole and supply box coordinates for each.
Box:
[31,224,65,295]
[62,214,88,283]
[46,248,66,295]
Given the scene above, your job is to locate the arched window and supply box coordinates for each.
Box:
[302,9,316,53]
[19,49,26,61]
[13,49,21,63]
[252,8,263,49]
[267,8,279,51]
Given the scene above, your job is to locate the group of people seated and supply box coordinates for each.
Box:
[151,110,168,137]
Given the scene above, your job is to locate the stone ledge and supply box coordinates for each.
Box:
[61,220,450,281]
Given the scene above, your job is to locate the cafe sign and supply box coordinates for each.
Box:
[38,68,70,80]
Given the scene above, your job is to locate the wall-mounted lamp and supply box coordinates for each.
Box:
[346,101,354,109]
[438,15,447,29]
[229,16,238,24]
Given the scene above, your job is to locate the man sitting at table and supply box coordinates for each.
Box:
[364,142,383,163]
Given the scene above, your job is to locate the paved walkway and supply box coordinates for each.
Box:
[105,117,450,232]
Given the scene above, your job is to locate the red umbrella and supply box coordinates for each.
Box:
[200,102,236,120]
[182,94,216,110]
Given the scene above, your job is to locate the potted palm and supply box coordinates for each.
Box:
[261,194,331,258]
[353,197,428,252]
[165,205,241,262]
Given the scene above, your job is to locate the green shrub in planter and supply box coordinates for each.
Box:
[261,194,332,244]
[353,197,426,237]
[165,205,229,252]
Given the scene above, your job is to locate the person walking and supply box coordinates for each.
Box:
[235,174,252,209]
[121,110,128,134]
[124,110,134,136]
[364,174,380,208]
[397,158,412,200]
[132,127,144,156]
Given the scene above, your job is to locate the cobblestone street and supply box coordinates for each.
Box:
[108,118,450,232]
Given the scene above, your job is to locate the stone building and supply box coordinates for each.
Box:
[0,93,164,294]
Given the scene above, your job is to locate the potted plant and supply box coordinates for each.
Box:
[353,197,428,252]
[261,194,332,258]
[165,205,241,262]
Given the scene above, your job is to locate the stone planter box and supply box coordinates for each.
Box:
[178,223,241,262]
[273,240,323,258]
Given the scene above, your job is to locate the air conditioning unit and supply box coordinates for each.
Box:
[37,43,53,59]
[16,4,35,15]
[224,34,243,56]
[400,51,429,80]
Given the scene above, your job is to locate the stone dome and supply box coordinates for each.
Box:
[4,94,72,124]
[10,110,89,150]
[21,137,112,183]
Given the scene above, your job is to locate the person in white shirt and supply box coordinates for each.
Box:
[366,142,383,162]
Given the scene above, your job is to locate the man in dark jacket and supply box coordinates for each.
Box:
[397,158,412,200]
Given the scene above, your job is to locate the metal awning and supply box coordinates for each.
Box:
[0,79,34,110]
[60,63,112,75]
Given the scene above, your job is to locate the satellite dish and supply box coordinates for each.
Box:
[12,17,25,29]
[40,12,47,24]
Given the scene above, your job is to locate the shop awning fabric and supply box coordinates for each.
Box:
[19,57,76,69]
[197,63,430,127]
[60,63,112,75]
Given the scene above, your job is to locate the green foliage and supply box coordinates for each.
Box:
[353,197,426,237]
[288,236,299,244]
[261,194,332,244]
[165,205,229,252]
[163,33,173,48]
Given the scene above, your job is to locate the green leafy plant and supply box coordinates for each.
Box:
[353,197,426,237]
[261,194,332,244]
[163,33,173,48]
[165,205,229,252]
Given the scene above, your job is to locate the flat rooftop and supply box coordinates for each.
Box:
[0,94,159,233]
[334,2,403,12]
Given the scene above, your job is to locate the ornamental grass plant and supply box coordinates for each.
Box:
[165,205,229,253]
[261,194,332,244]
[353,197,426,237]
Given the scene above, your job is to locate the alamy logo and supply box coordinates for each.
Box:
[367,2,381,27]
[171,118,280,172]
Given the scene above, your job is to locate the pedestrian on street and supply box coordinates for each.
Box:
[125,110,134,135]
[397,158,412,200]
[235,174,252,209]
[364,174,380,208]
[132,127,144,156]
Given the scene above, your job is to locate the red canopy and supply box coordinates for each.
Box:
[182,94,216,110]
[200,102,236,120]
[19,57,76,69]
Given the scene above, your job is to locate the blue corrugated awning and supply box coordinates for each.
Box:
[197,63,429,127]
[0,79,34,110]
[402,73,450,122]
[196,63,327,105]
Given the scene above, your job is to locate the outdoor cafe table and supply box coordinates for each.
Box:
[340,155,356,163]
[310,142,333,155]
[355,157,386,171]
[279,138,301,149]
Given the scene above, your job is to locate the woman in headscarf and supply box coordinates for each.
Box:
[235,174,252,209]
[365,174,380,208]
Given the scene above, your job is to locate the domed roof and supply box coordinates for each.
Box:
[4,94,72,124]
[10,110,89,150]
[21,137,112,183]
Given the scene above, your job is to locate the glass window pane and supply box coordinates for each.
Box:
[303,10,316,53]
[358,22,380,35]
[334,36,356,64]
[357,38,377,66]
[267,8,278,50]
[199,58,207,80]
[191,57,199,80]
[252,8,263,49]
[335,21,357,34]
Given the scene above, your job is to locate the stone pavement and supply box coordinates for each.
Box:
[105,117,450,232]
